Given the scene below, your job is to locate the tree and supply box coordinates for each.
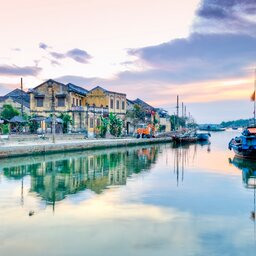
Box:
[0,104,19,120]
[109,112,123,137]
[97,116,109,138]
[0,124,9,134]
[58,113,72,133]
[126,104,146,131]
[170,115,187,130]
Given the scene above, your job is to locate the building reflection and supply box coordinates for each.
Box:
[1,146,158,206]
[229,157,256,222]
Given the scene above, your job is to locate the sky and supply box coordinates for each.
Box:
[0,0,256,123]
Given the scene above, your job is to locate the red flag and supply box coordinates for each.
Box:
[251,91,255,101]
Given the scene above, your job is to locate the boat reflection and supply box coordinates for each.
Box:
[171,141,211,186]
[229,157,256,222]
[1,146,159,206]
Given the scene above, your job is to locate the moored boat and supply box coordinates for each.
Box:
[172,131,198,143]
[196,132,211,141]
[228,127,256,159]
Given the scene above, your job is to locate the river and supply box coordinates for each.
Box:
[0,131,255,256]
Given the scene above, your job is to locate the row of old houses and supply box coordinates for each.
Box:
[0,79,171,136]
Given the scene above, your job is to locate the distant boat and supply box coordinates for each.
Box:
[228,127,256,159]
[196,132,211,141]
[232,126,238,130]
[199,125,225,132]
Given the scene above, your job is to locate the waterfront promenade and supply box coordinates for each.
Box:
[0,136,172,158]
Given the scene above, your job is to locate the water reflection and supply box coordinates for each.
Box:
[171,141,211,186]
[1,146,159,206]
[229,157,256,222]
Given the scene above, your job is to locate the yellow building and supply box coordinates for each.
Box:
[29,80,126,137]
[86,86,126,137]
[29,79,88,132]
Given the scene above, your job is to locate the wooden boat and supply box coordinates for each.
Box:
[172,132,198,143]
[229,127,256,159]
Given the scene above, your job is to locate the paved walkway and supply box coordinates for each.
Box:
[0,137,172,158]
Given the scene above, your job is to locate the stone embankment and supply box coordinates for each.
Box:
[0,136,172,158]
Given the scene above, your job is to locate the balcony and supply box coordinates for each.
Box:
[71,106,84,111]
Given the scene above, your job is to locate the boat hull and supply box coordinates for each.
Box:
[232,147,256,160]
[197,133,210,141]
[172,136,197,143]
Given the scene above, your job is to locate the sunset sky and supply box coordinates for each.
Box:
[0,0,256,123]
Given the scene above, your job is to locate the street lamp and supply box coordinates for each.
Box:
[48,80,56,143]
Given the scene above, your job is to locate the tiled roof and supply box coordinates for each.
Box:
[89,86,126,96]
[132,98,155,110]
[0,89,30,109]
[66,83,88,96]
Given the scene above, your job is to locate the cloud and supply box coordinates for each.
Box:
[66,48,91,64]
[194,0,256,35]
[56,75,100,86]
[49,51,65,59]
[39,43,92,64]
[0,65,42,76]
[128,33,256,83]
[39,42,48,50]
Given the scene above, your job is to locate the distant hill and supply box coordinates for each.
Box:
[220,118,254,128]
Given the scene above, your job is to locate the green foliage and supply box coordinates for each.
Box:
[220,118,252,128]
[109,112,123,137]
[0,104,19,120]
[97,116,109,138]
[0,124,9,134]
[126,104,145,123]
[28,115,39,133]
[58,113,72,133]
[170,115,185,130]
[170,115,196,130]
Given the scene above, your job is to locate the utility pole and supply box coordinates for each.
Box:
[20,77,24,117]
[176,95,179,130]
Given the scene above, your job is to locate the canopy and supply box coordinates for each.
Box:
[45,117,63,124]
[9,116,27,123]
[30,117,45,122]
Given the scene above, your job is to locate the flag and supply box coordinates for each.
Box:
[251,91,255,101]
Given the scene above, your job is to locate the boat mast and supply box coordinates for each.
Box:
[254,69,256,126]
[20,77,24,118]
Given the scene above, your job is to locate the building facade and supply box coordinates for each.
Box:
[29,79,126,137]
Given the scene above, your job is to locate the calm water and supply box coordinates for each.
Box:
[0,131,256,256]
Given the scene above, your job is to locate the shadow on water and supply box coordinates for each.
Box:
[0,146,159,208]
[229,157,256,235]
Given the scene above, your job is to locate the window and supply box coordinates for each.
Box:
[76,99,78,106]
[110,99,114,109]
[122,101,125,110]
[58,97,65,107]
[73,98,75,106]
[79,99,82,106]
[116,100,119,109]
[90,118,94,128]
[36,98,44,107]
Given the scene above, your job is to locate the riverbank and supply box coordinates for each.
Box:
[0,137,172,158]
